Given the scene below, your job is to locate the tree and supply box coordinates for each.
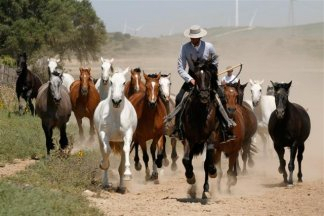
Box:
[0,0,107,63]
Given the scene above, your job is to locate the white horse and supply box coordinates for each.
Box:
[249,79,276,157]
[95,57,114,100]
[47,58,75,92]
[159,73,179,170]
[94,67,137,193]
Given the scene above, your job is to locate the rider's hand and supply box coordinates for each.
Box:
[190,79,195,86]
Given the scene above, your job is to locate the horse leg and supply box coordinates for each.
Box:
[117,150,127,194]
[76,117,84,140]
[123,129,133,181]
[17,94,24,115]
[206,143,217,178]
[42,123,54,156]
[287,141,298,185]
[162,136,169,167]
[134,142,142,171]
[182,140,195,184]
[150,141,159,180]
[247,137,256,168]
[27,97,35,116]
[274,143,288,183]
[170,137,178,171]
[98,131,112,189]
[89,117,95,141]
[297,143,305,182]
[227,153,238,193]
[155,136,164,169]
[140,142,150,180]
[214,150,223,192]
[260,132,268,158]
[59,123,69,151]
[241,142,248,175]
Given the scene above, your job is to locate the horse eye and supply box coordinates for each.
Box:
[123,82,126,85]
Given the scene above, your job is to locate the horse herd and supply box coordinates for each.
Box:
[13,53,311,199]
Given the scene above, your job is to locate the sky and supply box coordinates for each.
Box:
[90,0,324,37]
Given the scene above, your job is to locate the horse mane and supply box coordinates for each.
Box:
[148,74,158,78]
[161,74,169,78]
[133,68,141,73]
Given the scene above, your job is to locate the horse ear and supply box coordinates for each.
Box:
[237,79,241,85]
[110,58,114,63]
[157,72,161,79]
[167,73,171,79]
[260,80,264,85]
[123,67,130,76]
[100,57,104,63]
[249,79,254,85]
[56,59,60,63]
[47,58,50,62]
[143,72,148,80]
[287,81,292,88]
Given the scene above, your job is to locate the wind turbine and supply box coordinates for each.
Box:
[235,0,239,27]
[289,0,297,26]
[126,25,144,36]
[248,9,258,29]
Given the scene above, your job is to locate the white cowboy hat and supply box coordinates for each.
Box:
[184,25,207,38]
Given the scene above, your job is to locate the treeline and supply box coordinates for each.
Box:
[0,0,107,64]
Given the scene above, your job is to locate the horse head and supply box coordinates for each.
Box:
[238,81,248,106]
[271,81,292,119]
[49,69,63,105]
[159,73,171,102]
[249,79,264,107]
[144,72,161,108]
[266,85,275,96]
[79,67,92,96]
[16,53,28,75]
[100,57,114,85]
[191,59,215,104]
[47,58,60,75]
[110,67,129,108]
[224,81,240,116]
[130,68,142,92]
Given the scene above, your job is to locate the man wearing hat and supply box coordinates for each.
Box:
[221,66,239,84]
[171,25,236,143]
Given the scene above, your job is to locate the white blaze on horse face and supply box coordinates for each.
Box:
[151,81,156,102]
[250,80,263,106]
[159,77,171,100]
[134,74,139,91]
[48,59,58,73]
[101,59,113,83]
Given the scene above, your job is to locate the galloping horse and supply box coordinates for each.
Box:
[268,81,310,185]
[47,58,75,92]
[95,57,114,100]
[36,70,72,155]
[16,53,42,115]
[129,72,167,180]
[214,84,245,193]
[249,79,276,157]
[180,59,219,199]
[94,68,137,193]
[159,73,179,170]
[124,68,145,98]
[233,81,258,174]
[70,68,100,141]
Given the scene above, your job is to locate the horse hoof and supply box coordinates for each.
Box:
[116,187,127,194]
[186,174,196,185]
[202,191,211,200]
[298,179,303,183]
[135,163,142,171]
[155,159,163,168]
[163,158,170,167]
[102,183,113,190]
[124,174,132,181]
[150,172,159,181]
[242,169,248,175]
[171,162,178,171]
[278,167,284,174]
[208,167,217,178]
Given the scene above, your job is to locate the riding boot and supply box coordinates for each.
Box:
[215,93,236,127]
[170,113,183,140]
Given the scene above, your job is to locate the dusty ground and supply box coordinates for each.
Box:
[0,159,35,178]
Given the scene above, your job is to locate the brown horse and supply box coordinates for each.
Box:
[70,67,100,141]
[124,68,145,98]
[129,72,167,180]
[214,84,245,193]
[231,81,258,174]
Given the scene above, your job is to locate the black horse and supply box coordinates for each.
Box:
[16,53,42,115]
[268,81,311,185]
[181,59,220,199]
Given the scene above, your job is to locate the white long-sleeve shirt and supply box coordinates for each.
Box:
[177,40,218,83]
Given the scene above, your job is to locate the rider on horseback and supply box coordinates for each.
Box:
[171,25,236,143]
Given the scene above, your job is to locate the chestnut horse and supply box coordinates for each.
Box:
[70,68,100,141]
[124,68,145,98]
[214,84,245,193]
[129,72,167,180]
[16,53,42,115]
[180,59,219,199]
[268,81,310,185]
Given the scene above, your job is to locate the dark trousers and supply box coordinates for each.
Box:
[175,82,192,106]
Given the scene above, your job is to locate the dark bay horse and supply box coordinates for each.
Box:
[16,53,42,115]
[36,70,72,155]
[129,72,167,180]
[268,81,310,185]
[232,81,258,174]
[214,84,245,193]
[180,59,219,199]
[124,68,146,98]
[70,68,100,141]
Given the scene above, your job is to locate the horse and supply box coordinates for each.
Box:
[230,81,258,174]
[129,72,167,180]
[266,85,275,95]
[179,59,220,199]
[124,68,145,99]
[35,70,72,155]
[15,53,42,115]
[94,67,137,193]
[95,57,114,100]
[249,79,276,157]
[70,67,100,141]
[47,58,75,92]
[268,81,310,185]
[159,73,179,170]
[214,84,245,193]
